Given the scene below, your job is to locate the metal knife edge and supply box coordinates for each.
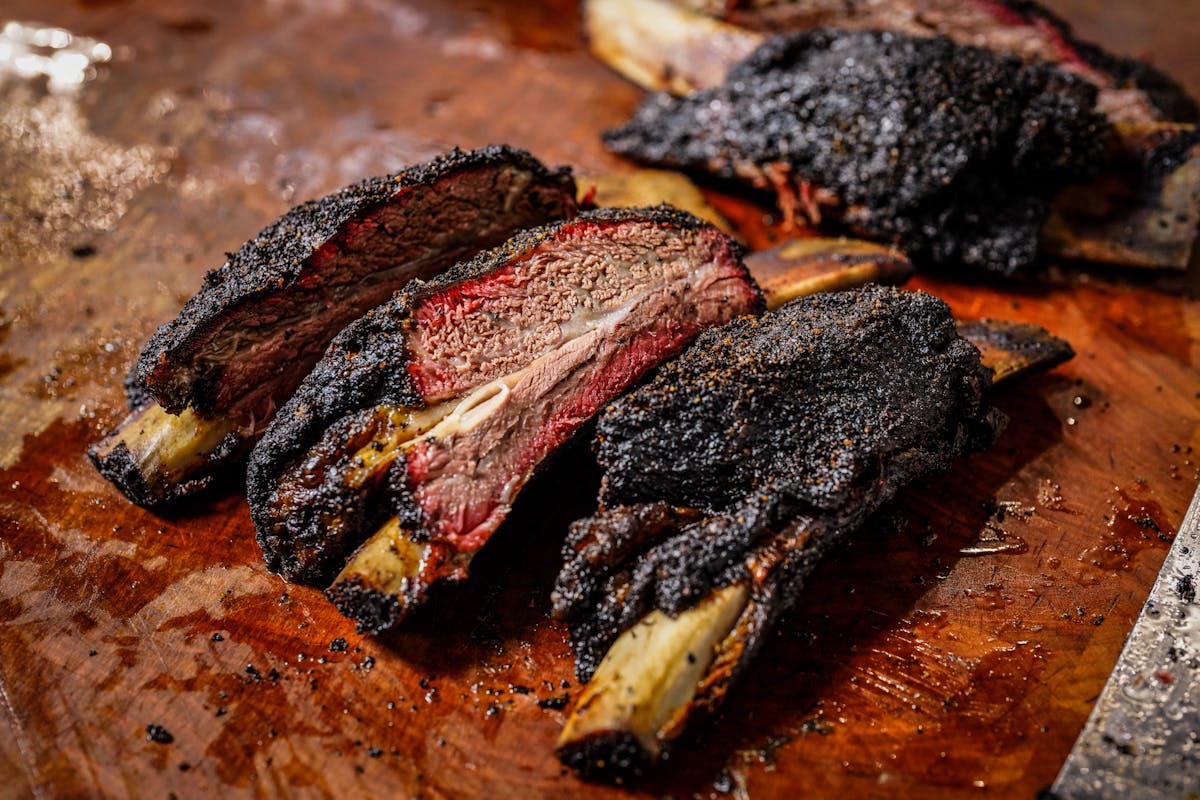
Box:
[1049,480,1200,799]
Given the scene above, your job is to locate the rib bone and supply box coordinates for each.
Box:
[555,300,1073,781]
[324,235,911,632]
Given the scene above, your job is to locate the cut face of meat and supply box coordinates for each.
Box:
[247,207,763,627]
[603,30,1110,277]
[90,146,577,506]
[137,145,577,423]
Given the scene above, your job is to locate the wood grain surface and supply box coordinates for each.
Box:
[1,1,1197,798]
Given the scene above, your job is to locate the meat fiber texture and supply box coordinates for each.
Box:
[133,145,577,423]
[555,285,1004,678]
[604,30,1109,277]
[248,206,762,585]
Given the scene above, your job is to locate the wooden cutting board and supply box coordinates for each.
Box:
[1,1,1197,797]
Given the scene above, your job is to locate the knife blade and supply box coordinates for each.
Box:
[1049,480,1200,799]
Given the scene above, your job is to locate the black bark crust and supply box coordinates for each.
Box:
[556,731,652,784]
[134,144,577,415]
[604,29,1110,277]
[88,440,159,508]
[325,576,406,635]
[721,0,1197,123]
[248,205,756,584]
[996,0,1198,122]
[556,286,1005,679]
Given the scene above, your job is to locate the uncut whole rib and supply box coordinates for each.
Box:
[552,285,1074,779]
[603,29,1109,277]
[678,0,1198,124]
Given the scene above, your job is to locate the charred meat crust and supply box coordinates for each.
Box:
[595,287,998,512]
[556,731,652,783]
[604,30,1109,277]
[715,0,1197,122]
[556,286,1004,678]
[251,404,410,582]
[123,372,152,411]
[89,440,161,508]
[552,503,704,618]
[134,145,577,416]
[325,576,406,635]
[992,0,1197,122]
[249,205,761,583]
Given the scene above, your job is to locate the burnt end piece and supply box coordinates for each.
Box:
[134,145,577,421]
[556,286,1004,678]
[249,206,763,586]
[604,30,1109,277]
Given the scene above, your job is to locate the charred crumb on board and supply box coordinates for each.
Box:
[538,693,571,710]
[145,724,174,744]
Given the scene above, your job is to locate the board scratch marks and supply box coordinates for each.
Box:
[0,0,1196,797]
[0,662,46,800]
